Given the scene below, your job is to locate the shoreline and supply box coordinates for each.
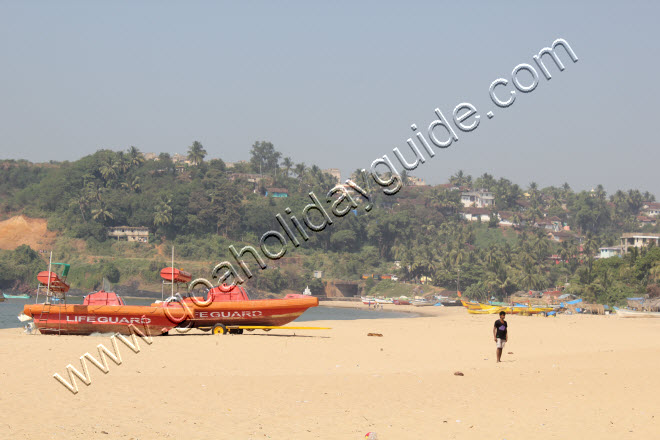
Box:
[320,299,444,317]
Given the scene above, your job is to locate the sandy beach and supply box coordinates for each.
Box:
[1,306,660,440]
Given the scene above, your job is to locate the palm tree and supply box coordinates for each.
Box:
[121,176,141,193]
[99,159,117,182]
[449,170,470,187]
[116,152,130,175]
[281,157,293,177]
[294,163,306,181]
[515,262,544,291]
[128,146,145,167]
[187,141,207,166]
[70,193,90,222]
[486,261,512,299]
[153,197,173,227]
[91,203,114,223]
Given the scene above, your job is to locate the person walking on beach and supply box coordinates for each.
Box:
[493,311,508,362]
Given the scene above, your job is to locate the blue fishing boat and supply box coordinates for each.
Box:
[2,293,30,299]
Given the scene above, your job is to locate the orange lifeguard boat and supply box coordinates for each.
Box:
[23,275,319,335]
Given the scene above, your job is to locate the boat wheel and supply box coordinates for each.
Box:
[212,324,228,335]
[229,328,244,335]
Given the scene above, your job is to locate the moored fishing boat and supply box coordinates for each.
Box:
[3,293,31,299]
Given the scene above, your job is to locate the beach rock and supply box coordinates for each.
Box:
[454,371,464,376]
[367,333,383,337]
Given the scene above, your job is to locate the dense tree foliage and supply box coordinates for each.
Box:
[0,148,657,303]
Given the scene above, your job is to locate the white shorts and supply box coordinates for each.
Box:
[496,338,506,349]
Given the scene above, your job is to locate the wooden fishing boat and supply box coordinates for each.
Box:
[461,300,491,310]
[467,305,506,314]
[615,308,660,318]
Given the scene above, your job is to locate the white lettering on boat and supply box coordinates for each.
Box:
[194,310,263,319]
[64,316,151,324]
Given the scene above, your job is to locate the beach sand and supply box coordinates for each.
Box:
[1,306,660,439]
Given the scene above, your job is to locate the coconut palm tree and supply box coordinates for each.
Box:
[116,152,130,175]
[486,261,512,299]
[128,146,145,167]
[187,141,207,166]
[294,163,306,181]
[121,176,141,193]
[154,197,173,227]
[281,157,293,177]
[91,203,114,223]
[99,159,117,182]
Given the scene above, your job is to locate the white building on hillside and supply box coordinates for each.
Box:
[460,190,494,208]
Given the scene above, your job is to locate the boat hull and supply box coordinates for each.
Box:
[23,297,319,335]
[3,293,30,299]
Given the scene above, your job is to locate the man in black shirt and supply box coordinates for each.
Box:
[493,311,508,362]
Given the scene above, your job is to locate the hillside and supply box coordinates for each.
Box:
[0,145,658,304]
[0,215,56,250]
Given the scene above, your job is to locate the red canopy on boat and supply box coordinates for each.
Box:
[160,267,192,283]
[83,290,126,306]
[37,271,70,292]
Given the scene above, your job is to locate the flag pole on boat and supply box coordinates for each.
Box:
[171,246,174,299]
[46,251,52,305]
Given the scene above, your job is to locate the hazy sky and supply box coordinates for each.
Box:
[0,1,658,196]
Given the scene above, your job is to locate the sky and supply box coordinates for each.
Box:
[0,1,658,196]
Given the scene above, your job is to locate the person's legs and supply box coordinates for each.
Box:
[496,347,502,362]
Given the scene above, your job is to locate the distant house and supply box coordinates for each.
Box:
[599,246,623,259]
[515,198,531,211]
[225,160,248,169]
[547,254,562,264]
[171,153,190,165]
[460,207,492,222]
[497,211,519,228]
[228,173,271,184]
[547,231,580,243]
[535,216,562,232]
[642,202,660,217]
[322,168,341,184]
[543,290,562,300]
[143,152,157,161]
[407,175,427,186]
[460,189,494,208]
[313,270,323,278]
[107,226,149,243]
[266,187,289,198]
[620,233,660,253]
[637,215,657,226]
